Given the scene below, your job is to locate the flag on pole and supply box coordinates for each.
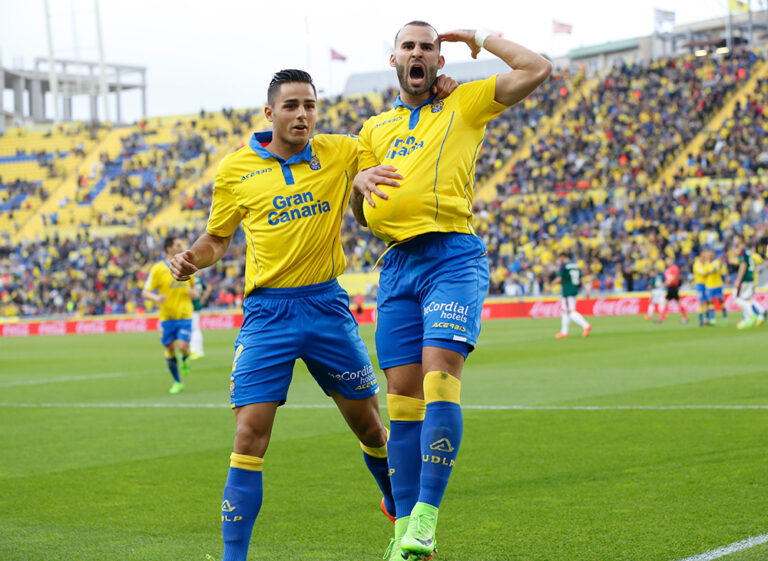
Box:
[728,0,750,13]
[330,48,347,61]
[654,9,675,32]
[552,20,573,34]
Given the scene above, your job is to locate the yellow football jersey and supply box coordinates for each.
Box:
[704,258,726,289]
[144,261,194,321]
[358,77,507,245]
[207,132,357,294]
[693,259,708,285]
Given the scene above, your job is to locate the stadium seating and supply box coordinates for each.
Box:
[2,48,767,318]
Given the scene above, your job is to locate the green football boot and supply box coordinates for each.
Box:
[169,381,184,394]
[400,503,438,558]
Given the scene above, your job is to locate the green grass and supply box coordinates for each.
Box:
[1,316,766,560]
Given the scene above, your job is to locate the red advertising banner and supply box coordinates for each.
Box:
[2,292,766,337]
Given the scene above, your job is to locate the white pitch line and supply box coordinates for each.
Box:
[673,533,768,561]
[1,403,768,410]
[0,372,126,388]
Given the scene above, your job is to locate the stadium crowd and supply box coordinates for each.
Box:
[0,50,766,319]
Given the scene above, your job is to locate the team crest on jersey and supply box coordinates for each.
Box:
[309,155,321,170]
[431,100,444,113]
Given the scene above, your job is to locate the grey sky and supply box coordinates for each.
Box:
[0,0,750,123]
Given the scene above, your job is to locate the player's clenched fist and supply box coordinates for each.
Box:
[169,250,198,281]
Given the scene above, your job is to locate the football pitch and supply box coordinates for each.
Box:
[1,315,766,561]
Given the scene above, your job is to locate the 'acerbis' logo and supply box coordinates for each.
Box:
[222,500,235,512]
[429,438,454,453]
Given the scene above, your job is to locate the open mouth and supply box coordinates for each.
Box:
[409,64,425,84]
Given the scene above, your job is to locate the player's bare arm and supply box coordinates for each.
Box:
[170,232,232,281]
[439,29,552,106]
[141,289,166,305]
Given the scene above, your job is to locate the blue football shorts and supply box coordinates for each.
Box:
[230,279,378,408]
[160,318,192,346]
[375,232,490,370]
[695,283,708,302]
[706,287,723,301]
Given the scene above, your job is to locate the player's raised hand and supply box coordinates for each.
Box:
[169,250,198,281]
[353,165,403,208]
[432,74,458,99]
[439,29,482,59]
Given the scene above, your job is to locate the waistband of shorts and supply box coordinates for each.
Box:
[393,231,480,250]
[246,278,340,299]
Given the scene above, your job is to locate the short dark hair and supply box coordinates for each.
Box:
[163,236,177,251]
[394,20,441,50]
[267,69,316,106]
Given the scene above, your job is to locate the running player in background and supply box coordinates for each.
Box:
[351,21,551,561]
[658,255,688,323]
[734,235,766,329]
[142,235,197,394]
[190,275,212,359]
[556,252,592,338]
[692,252,709,327]
[646,264,666,322]
[704,248,727,325]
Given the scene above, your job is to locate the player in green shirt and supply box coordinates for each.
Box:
[734,234,765,330]
[555,252,592,339]
[645,266,666,322]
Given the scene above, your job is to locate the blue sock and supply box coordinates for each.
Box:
[419,371,463,508]
[363,450,395,517]
[165,356,180,382]
[698,313,704,325]
[723,308,727,319]
[222,454,263,561]
[387,393,426,522]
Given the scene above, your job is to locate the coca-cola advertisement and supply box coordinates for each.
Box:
[591,297,643,316]
[2,290,766,337]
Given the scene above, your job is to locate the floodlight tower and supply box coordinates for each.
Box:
[43,0,110,124]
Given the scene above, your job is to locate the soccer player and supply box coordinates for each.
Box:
[169,69,455,561]
[658,255,688,324]
[555,253,592,338]
[646,265,666,322]
[692,251,709,327]
[142,235,197,394]
[189,275,212,359]
[351,22,551,560]
[734,235,765,329]
[704,248,727,325]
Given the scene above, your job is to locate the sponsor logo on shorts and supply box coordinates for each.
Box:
[423,300,469,323]
[327,364,378,391]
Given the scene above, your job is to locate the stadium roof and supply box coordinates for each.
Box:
[567,38,641,60]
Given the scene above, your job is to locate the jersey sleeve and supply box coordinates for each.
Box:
[357,119,380,171]
[457,77,508,128]
[207,155,246,238]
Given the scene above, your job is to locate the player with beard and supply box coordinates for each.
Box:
[351,21,552,560]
